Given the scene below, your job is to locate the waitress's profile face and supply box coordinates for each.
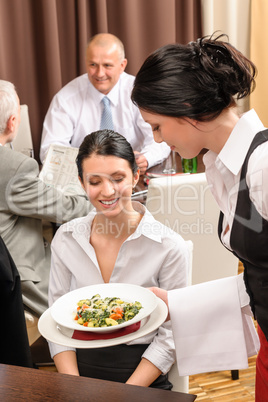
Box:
[80,153,139,218]
[140,109,203,159]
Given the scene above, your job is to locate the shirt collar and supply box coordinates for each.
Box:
[63,213,93,238]
[104,76,120,107]
[128,202,163,243]
[88,73,123,107]
[63,201,162,243]
[204,109,265,175]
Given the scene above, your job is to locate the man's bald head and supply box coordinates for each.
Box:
[87,33,125,62]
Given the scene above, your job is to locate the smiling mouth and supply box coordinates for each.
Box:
[100,198,119,206]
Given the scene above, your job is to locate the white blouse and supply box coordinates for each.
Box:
[203,108,267,249]
[48,201,189,375]
[167,109,264,376]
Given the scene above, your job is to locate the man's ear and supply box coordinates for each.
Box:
[6,114,16,133]
[121,58,128,73]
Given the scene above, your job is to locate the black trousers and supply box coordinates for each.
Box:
[77,344,172,390]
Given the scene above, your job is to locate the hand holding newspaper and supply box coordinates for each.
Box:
[39,144,86,196]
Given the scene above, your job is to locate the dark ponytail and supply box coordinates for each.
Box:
[131,33,257,121]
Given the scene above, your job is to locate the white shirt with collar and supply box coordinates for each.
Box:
[40,72,170,166]
[166,110,262,376]
[203,109,267,249]
[48,201,189,375]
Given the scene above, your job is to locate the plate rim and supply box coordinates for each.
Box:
[50,283,158,332]
[38,298,168,349]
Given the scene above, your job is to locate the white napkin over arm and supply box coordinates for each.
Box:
[168,274,260,376]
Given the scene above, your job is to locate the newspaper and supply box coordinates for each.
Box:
[39,144,85,196]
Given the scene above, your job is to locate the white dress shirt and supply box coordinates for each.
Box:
[167,109,264,376]
[40,72,170,166]
[48,202,189,374]
[203,109,267,249]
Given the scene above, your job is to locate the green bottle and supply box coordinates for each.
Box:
[181,157,198,173]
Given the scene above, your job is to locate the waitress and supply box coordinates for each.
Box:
[131,33,268,400]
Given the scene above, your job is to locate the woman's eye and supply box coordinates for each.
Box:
[152,125,160,132]
[112,177,124,183]
[89,181,100,186]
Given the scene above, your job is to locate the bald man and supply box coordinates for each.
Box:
[40,33,170,174]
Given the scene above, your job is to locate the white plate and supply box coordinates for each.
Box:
[38,298,168,348]
[50,283,158,333]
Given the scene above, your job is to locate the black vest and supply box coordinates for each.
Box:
[218,130,268,340]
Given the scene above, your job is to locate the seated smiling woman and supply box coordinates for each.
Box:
[48,129,189,389]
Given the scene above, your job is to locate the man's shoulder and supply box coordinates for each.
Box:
[0,147,38,171]
[120,72,135,86]
[116,72,135,99]
[0,146,22,163]
[57,74,89,98]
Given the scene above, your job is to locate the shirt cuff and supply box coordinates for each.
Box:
[142,341,175,375]
[48,341,75,359]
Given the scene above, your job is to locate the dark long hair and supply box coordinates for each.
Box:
[131,33,256,121]
[76,129,138,180]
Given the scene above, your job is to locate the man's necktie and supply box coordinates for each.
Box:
[100,96,113,130]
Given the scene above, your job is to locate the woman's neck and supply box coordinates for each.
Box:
[198,107,240,154]
[92,206,142,240]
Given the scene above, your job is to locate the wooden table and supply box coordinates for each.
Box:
[0,364,196,401]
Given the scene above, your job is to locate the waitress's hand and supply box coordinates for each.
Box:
[134,151,148,175]
[148,287,170,321]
